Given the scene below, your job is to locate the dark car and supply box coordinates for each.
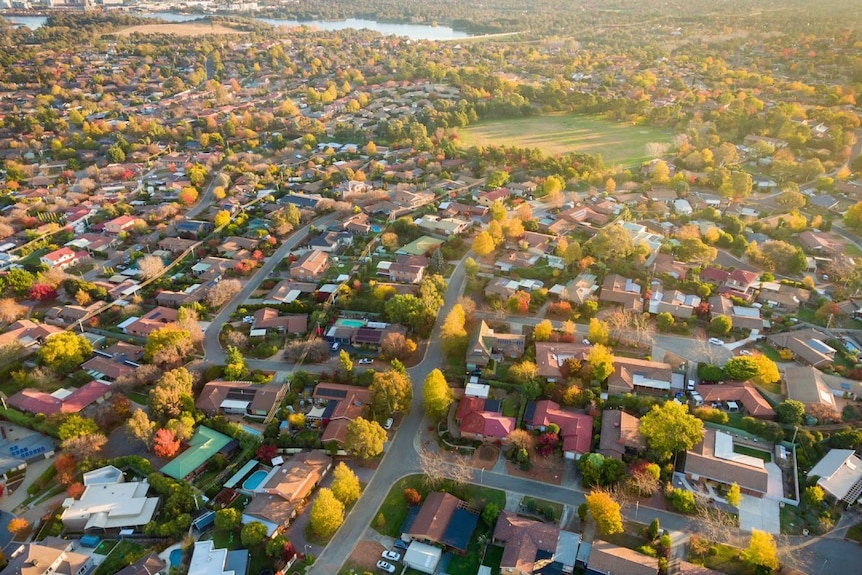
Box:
[394,539,410,551]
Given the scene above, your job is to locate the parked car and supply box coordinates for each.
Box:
[394,539,410,551]
[331,342,340,352]
[384,417,394,430]
[381,550,401,562]
[377,561,396,573]
[358,358,373,365]
[708,337,725,345]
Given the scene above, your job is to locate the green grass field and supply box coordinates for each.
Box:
[458,113,673,167]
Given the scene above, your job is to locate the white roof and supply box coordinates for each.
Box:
[83,465,123,486]
[404,542,442,574]
[249,328,267,338]
[808,449,862,501]
[713,431,765,469]
[220,399,251,410]
[465,383,490,399]
[189,540,234,575]
[62,481,159,530]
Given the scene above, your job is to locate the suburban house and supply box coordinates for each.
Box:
[243,451,332,534]
[694,382,775,420]
[599,274,643,312]
[783,365,839,417]
[309,231,353,253]
[342,212,372,234]
[524,400,593,459]
[61,465,159,533]
[402,491,480,554]
[121,306,179,338]
[104,214,138,235]
[551,273,599,305]
[798,230,844,254]
[757,282,811,312]
[156,284,205,308]
[415,214,470,236]
[492,511,580,575]
[252,307,308,335]
[310,383,373,445]
[0,319,64,349]
[598,409,645,459]
[708,296,765,332]
[217,236,260,259]
[475,188,511,206]
[456,396,516,442]
[160,426,236,481]
[387,254,430,284]
[767,330,836,368]
[3,538,93,575]
[196,381,284,417]
[40,247,80,270]
[188,540,248,575]
[8,381,111,417]
[807,449,862,504]
[587,540,659,575]
[648,286,701,319]
[534,342,591,382]
[466,320,527,371]
[81,342,142,383]
[115,553,166,575]
[158,237,197,255]
[684,429,769,497]
[290,250,330,281]
[607,357,674,396]
[721,269,760,298]
[176,219,213,239]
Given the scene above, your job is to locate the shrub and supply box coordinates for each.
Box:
[666,486,697,514]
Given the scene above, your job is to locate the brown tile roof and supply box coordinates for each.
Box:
[598,409,645,458]
[694,382,775,419]
[407,492,461,543]
[684,429,769,494]
[493,511,560,573]
[588,540,659,575]
[261,451,331,502]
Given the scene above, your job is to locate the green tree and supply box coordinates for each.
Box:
[369,369,413,416]
[742,529,779,572]
[330,462,361,506]
[473,231,496,256]
[7,268,34,295]
[215,508,241,532]
[726,482,742,508]
[585,491,624,536]
[106,143,125,163]
[775,399,806,425]
[533,319,554,342]
[148,367,194,421]
[310,488,344,539]
[588,318,610,345]
[587,344,615,382]
[440,304,468,358]
[344,417,388,459]
[224,345,248,380]
[656,312,675,332]
[723,357,760,381]
[640,401,705,460]
[482,502,500,527]
[464,257,480,277]
[587,225,634,259]
[241,521,269,547]
[37,332,93,374]
[708,315,732,336]
[423,369,453,421]
[845,201,862,230]
[58,414,99,441]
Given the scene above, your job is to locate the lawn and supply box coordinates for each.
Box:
[458,113,673,167]
[94,540,148,575]
[521,496,564,523]
[501,395,520,418]
[692,542,756,575]
[482,545,504,572]
[847,522,862,543]
[733,445,772,463]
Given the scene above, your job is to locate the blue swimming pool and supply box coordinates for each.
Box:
[242,424,262,436]
[242,469,269,491]
[169,549,183,568]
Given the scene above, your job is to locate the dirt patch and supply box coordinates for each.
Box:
[346,540,385,572]
[506,455,564,485]
[116,23,247,36]
[472,444,500,470]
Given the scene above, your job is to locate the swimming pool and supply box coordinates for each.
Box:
[242,424,262,436]
[169,549,183,569]
[242,469,269,491]
[336,318,365,328]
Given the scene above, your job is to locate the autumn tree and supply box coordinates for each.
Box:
[423,369,453,421]
[0,298,26,324]
[126,408,156,448]
[37,332,93,374]
[330,462,361,506]
[440,304,468,358]
[7,518,31,539]
[473,231,497,256]
[742,529,779,572]
[138,255,165,280]
[640,401,705,460]
[726,482,742,508]
[206,278,242,308]
[144,325,194,366]
[587,344,614,382]
[178,186,199,206]
[214,210,231,228]
[587,225,634,259]
[28,284,58,302]
[586,491,624,536]
[215,508,241,532]
[380,332,416,360]
[750,353,780,385]
[310,488,344,539]
[344,417,388,459]
[369,369,413,417]
[588,318,610,345]
[61,433,107,461]
[338,349,353,376]
[149,367,194,421]
[723,357,760,381]
[153,428,181,458]
[533,319,554,342]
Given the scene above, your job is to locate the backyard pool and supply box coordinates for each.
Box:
[242,470,269,491]
[336,318,365,328]
[169,549,183,569]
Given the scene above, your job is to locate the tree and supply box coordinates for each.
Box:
[464,257,480,277]
[344,417,387,459]
[742,529,779,572]
[588,318,610,345]
[310,488,344,539]
[845,201,862,230]
[533,319,554,342]
[587,344,615,382]
[54,453,78,485]
[370,369,413,416]
[215,508,241,532]
[126,409,155,448]
[339,349,353,375]
[206,278,242,308]
[37,332,93,374]
[587,225,634,259]
[214,210,231,228]
[144,325,194,366]
[0,298,26,324]
[751,354,780,385]
[423,369,453,421]
[153,428,181,458]
[656,312,676,332]
[61,433,107,461]
[723,357,760,381]
[330,462,361,506]
[473,231,496,256]
[241,521,269,547]
[585,491,623,536]
[106,144,125,163]
[708,315,732,336]
[640,401,705,460]
[440,304,468,358]
[775,400,806,426]
[380,332,415,360]
[58,414,99,441]
[149,367,194,421]
[138,255,165,280]
[404,488,421,506]
[224,345,248,380]
[178,186,199,206]
[510,360,539,385]
[802,485,824,508]
[7,518,31,539]
[7,268,34,295]
[29,284,58,302]
[726,482,742,508]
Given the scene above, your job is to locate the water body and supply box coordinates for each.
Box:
[3,13,473,40]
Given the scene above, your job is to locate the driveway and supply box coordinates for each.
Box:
[739,495,780,534]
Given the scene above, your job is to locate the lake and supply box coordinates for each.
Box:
[3,12,473,40]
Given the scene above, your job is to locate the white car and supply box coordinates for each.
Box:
[377,561,396,573]
[384,417,394,430]
[708,337,725,345]
[739,349,752,356]
[381,550,401,562]
[358,358,373,365]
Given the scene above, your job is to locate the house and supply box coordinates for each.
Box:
[342,212,372,234]
[599,274,643,312]
[493,511,580,575]
[158,237,197,255]
[415,215,470,236]
[494,250,540,271]
[709,296,765,331]
[8,381,111,417]
[81,344,142,383]
[387,254,429,284]
[700,267,730,285]
[191,257,238,282]
[160,426,235,481]
[290,250,329,281]
[724,269,759,296]
[243,451,332,533]
[115,552,166,575]
[196,381,284,417]
[783,365,839,416]
[309,231,353,253]
[534,342,591,382]
[694,382,775,419]
[61,466,159,532]
[40,247,80,270]
[757,282,811,312]
[767,330,836,368]
[484,278,522,300]
[311,383,373,445]
[598,410,645,458]
[607,357,674,396]
[104,214,138,235]
[156,284,205,308]
[403,492,479,554]
[475,188,511,207]
[807,449,862,504]
[456,396,516,441]
[188,540,248,575]
[798,230,844,254]
[587,540,658,575]
[0,319,64,349]
[684,429,768,497]
[252,307,308,335]
[176,219,213,240]
[122,306,178,338]
[466,321,526,371]
[553,273,599,305]
[2,538,93,575]
[524,400,593,459]
[648,286,701,319]
[217,236,259,259]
